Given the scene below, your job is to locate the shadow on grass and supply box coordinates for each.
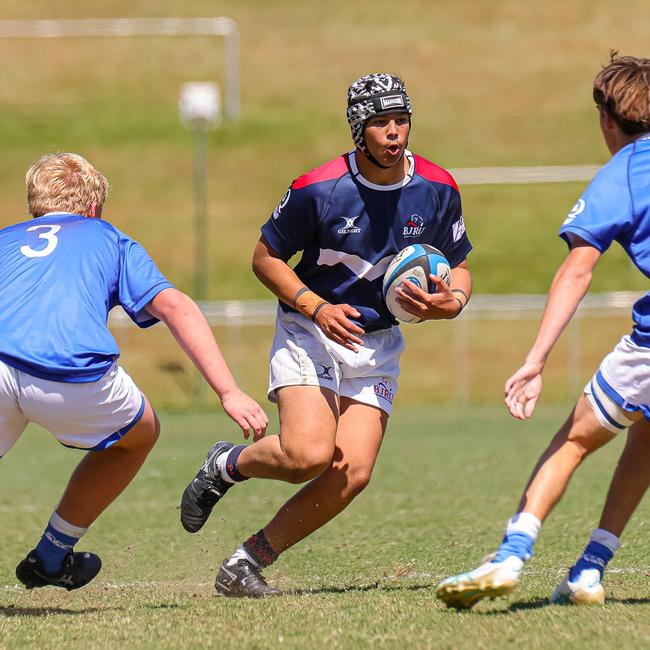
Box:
[466,595,650,614]
[288,581,433,596]
[0,605,121,618]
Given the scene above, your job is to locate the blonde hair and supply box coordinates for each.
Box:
[26,153,109,217]
[593,52,650,135]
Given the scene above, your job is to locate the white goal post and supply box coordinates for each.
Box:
[0,17,240,121]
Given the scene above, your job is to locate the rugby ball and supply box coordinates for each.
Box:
[382,244,451,323]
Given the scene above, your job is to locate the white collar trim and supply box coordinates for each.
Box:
[348,150,414,190]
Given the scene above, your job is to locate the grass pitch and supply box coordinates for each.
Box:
[2,406,650,649]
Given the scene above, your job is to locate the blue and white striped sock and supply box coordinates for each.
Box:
[569,528,620,581]
[34,512,87,575]
[493,512,541,563]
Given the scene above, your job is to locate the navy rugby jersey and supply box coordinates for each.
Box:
[261,150,473,331]
[0,213,173,382]
[559,134,650,347]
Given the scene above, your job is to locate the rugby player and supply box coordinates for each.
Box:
[180,73,473,597]
[436,53,650,608]
[0,153,266,590]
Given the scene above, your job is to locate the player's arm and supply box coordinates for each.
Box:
[505,238,601,419]
[252,236,365,352]
[396,259,472,320]
[145,287,268,440]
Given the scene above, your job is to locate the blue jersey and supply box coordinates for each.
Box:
[0,212,173,382]
[560,134,650,346]
[261,150,472,331]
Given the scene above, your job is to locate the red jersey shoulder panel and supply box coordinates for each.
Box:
[412,154,458,191]
[291,155,350,190]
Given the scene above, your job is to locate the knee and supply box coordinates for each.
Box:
[283,447,333,484]
[339,465,373,500]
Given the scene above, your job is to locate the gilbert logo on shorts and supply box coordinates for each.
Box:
[315,362,334,381]
[403,214,425,238]
[338,216,362,234]
[373,377,394,403]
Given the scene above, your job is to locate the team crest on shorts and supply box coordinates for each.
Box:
[373,377,394,403]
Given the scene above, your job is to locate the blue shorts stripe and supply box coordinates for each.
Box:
[596,371,641,414]
[589,381,626,430]
[59,394,146,451]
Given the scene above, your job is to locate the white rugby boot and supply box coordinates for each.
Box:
[550,568,605,605]
[435,555,524,609]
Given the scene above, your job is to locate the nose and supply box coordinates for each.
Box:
[386,120,399,138]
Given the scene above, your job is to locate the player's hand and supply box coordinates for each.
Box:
[220,388,269,441]
[504,361,544,420]
[313,303,365,352]
[395,274,461,320]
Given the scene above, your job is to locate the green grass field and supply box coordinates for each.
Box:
[2,406,650,649]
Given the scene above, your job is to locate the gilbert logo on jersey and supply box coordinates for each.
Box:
[338,216,362,234]
[403,214,425,237]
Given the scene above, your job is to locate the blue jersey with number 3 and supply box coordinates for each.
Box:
[559,134,650,346]
[0,213,173,382]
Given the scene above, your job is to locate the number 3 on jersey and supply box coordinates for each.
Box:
[20,224,61,258]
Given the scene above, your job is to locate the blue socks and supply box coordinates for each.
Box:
[35,512,87,575]
[493,512,542,563]
[569,528,620,580]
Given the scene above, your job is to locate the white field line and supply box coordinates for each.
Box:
[107,292,640,328]
[2,567,649,593]
[449,164,600,185]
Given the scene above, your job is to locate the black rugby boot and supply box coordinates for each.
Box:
[180,441,235,533]
[215,559,282,598]
[16,549,102,591]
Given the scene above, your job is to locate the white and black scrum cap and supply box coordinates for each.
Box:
[346,73,412,152]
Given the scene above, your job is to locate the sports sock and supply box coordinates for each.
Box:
[34,512,87,575]
[240,529,279,568]
[216,445,249,483]
[227,545,260,568]
[493,512,541,563]
[569,528,620,581]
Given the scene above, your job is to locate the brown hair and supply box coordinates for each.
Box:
[593,51,650,135]
[26,153,109,218]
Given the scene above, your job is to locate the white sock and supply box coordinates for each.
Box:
[216,452,235,484]
[591,528,621,553]
[50,511,88,539]
[227,545,259,568]
[506,512,542,541]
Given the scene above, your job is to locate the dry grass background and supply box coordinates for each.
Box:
[0,0,647,406]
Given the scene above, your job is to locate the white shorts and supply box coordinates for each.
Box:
[0,360,145,458]
[268,308,404,415]
[584,335,650,433]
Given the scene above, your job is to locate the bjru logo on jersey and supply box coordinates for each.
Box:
[338,216,362,234]
[373,377,394,403]
[403,214,425,238]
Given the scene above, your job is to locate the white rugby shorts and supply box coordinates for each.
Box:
[0,360,145,458]
[268,308,404,415]
[584,335,650,433]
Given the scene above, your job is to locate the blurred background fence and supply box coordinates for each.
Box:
[108,292,638,411]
